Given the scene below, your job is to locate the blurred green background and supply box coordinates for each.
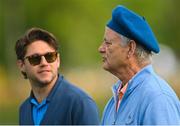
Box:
[0,0,180,124]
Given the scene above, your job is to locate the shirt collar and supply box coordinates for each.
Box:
[111,81,121,102]
[30,98,47,107]
[112,64,155,97]
[127,64,155,93]
[112,81,121,96]
[120,83,128,95]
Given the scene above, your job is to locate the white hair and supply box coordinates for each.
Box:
[119,34,152,63]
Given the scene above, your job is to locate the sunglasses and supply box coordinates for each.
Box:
[24,52,58,66]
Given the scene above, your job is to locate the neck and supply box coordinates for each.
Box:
[31,75,58,103]
[112,62,150,85]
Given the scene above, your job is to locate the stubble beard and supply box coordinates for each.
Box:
[30,72,57,88]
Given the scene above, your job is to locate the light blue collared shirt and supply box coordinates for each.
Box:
[31,98,49,125]
[102,65,180,125]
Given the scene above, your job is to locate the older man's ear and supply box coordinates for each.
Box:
[127,40,136,58]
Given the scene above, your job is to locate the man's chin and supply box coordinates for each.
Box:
[36,80,51,87]
[102,64,110,71]
[35,76,53,86]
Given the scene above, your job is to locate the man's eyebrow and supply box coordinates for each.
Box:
[104,38,111,42]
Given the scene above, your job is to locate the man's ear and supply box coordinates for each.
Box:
[127,40,136,58]
[16,60,25,72]
[17,60,28,79]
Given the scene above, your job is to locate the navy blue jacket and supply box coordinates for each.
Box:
[19,75,99,125]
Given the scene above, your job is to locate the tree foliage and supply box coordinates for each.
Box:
[0,0,180,70]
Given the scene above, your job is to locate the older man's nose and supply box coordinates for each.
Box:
[98,43,106,53]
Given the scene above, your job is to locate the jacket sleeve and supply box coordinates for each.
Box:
[143,94,180,125]
[72,97,100,125]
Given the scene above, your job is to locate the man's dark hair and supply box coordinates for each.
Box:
[15,27,59,79]
[15,27,59,60]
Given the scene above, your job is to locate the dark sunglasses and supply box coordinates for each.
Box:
[24,52,58,66]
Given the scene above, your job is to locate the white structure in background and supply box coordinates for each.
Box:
[152,44,178,79]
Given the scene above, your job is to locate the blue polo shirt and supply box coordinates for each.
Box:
[30,98,49,125]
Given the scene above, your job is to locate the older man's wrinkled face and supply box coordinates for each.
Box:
[98,27,129,72]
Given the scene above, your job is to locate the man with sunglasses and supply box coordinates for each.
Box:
[15,27,99,125]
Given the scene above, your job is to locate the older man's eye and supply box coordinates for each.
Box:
[106,41,112,46]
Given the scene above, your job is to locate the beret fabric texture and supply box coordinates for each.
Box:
[107,5,160,53]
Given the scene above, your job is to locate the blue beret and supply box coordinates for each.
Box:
[107,5,160,53]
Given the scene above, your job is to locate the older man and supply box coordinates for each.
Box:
[99,5,180,125]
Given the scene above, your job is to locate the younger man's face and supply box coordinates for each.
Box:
[18,40,60,87]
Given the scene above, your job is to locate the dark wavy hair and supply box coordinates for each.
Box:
[15,27,59,79]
